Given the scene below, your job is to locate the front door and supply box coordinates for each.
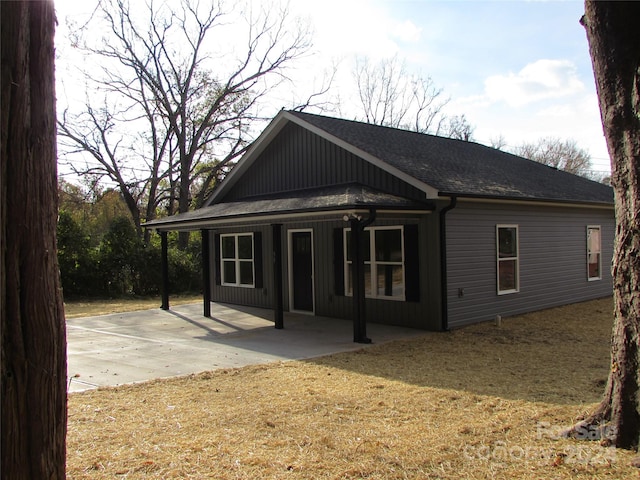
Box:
[289,230,314,313]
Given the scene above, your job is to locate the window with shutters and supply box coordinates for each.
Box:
[344,226,405,300]
[220,233,255,287]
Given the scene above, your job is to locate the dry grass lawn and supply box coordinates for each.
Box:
[67,297,640,479]
[64,295,201,319]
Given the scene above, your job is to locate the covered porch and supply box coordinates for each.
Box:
[144,184,434,343]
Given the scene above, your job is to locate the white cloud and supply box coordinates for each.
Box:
[483,59,584,107]
[393,20,422,43]
[291,0,421,60]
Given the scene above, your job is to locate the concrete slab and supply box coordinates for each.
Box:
[67,302,425,393]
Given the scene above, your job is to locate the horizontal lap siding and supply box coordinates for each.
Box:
[224,123,425,201]
[446,202,614,328]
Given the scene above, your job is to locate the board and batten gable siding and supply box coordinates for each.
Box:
[445,201,614,328]
[223,122,426,202]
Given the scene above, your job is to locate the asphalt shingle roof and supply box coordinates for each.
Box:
[288,111,613,205]
[144,184,432,230]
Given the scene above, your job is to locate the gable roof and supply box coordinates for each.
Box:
[286,111,614,205]
[208,110,612,206]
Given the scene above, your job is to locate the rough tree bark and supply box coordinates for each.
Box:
[1,1,67,477]
[566,1,640,451]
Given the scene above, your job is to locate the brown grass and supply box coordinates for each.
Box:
[67,297,640,479]
[64,294,201,319]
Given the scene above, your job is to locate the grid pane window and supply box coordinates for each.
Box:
[221,234,254,287]
[497,225,519,294]
[345,226,404,300]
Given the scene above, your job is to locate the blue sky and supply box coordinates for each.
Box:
[55,0,610,175]
[288,0,609,174]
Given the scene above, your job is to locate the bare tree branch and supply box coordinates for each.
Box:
[58,0,315,246]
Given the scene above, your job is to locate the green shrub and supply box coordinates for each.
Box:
[58,214,202,298]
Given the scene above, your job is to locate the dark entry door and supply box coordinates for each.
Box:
[291,231,314,312]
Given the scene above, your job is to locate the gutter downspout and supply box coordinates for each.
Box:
[439,196,457,331]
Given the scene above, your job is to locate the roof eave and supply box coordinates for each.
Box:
[437,191,615,209]
[145,204,435,232]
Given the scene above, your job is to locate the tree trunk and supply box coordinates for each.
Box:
[567,1,640,450]
[177,154,192,250]
[1,1,67,477]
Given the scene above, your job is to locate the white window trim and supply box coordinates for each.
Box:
[587,225,602,281]
[220,233,255,288]
[344,225,405,301]
[496,224,520,295]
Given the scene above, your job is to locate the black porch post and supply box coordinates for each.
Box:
[350,218,371,343]
[160,230,169,310]
[349,210,376,343]
[272,224,284,329]
[201,229,211,318]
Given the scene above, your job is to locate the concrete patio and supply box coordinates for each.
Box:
[66,302,425,393]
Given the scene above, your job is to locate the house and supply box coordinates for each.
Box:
[145,110,614,341]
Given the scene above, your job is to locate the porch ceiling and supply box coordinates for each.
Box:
[144,184,435,231]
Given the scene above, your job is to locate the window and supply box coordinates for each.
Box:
[497,225,519,294]
[587,225,601,280]
[344,226,404,300]
[220,233,254,287]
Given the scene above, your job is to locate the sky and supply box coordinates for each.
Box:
[54,0,611,176]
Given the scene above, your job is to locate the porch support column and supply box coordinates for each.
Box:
[160,230,169,310]
[272,224,284,329]
[201,229,211,318]
[349,209,376,343]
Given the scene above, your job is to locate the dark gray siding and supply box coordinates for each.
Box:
[223,123,426,202]
[445,201,615,328]
[281,215,441,329]
[209,213,442,330]
[208,224,274,309]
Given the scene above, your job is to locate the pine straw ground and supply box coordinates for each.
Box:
[67,297,640,479]
[64,295,202,319]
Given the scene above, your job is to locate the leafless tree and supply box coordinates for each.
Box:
[563,0,640,452]
[514,137,592,177]
[58,0,313,247]
[489,134,508,151]
[353,55,451,134]
[435,114,475,142]
[2,1,67,477]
